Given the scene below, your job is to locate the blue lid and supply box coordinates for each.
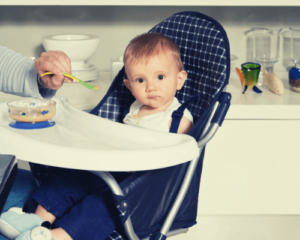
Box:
[289,67,300,81]
[9,121,55,130]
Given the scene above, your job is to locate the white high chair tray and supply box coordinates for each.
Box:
[0,97,199,171]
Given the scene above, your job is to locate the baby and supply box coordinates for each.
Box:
[0,33,193,240]
[123,32,193,133]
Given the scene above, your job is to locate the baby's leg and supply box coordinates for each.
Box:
[30,169,93,219]
[11,224,72,240]
[15,226,73,240]
[31,170,115,240]
[34,206,73,239]
[54,190,117,240]
[35,205,56,225]
[52,172,130,240]
[51,228,73,240]
[0,170,93,240]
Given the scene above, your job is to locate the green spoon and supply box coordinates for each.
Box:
[41,72,101,91]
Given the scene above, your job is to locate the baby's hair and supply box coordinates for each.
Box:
[123,32,184,71]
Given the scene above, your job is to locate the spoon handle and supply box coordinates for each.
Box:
[40,72,101,91]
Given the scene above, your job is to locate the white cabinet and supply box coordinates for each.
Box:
[198,72,300,215]
[200,120,300,214]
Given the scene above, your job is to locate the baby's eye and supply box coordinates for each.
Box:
[158,75,165,80]
[137,78,144,83]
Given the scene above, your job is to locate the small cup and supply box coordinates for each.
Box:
[241,62,261,90]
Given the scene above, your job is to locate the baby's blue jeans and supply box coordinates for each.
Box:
[29,169,129,240]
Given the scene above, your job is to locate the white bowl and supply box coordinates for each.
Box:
[42,34,100,70]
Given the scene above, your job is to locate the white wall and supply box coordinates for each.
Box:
[0,6,299,73]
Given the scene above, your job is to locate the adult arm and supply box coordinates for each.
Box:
[0,46,71,99]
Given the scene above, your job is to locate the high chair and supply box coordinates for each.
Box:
[0,11,231,240]
[88,11,231,240]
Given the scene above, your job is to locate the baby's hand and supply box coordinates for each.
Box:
[35,50,72,89]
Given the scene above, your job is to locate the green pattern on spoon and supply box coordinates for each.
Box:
[41,72,101,91]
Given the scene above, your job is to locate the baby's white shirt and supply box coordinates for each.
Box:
[123,97,194,133]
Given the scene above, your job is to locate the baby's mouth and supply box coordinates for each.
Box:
[148,95,160,99]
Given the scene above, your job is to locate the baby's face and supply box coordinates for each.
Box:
[124,52,187,112]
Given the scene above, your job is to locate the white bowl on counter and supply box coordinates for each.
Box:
[42,34,100,70]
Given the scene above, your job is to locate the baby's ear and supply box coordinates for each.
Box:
[176,70,187,90]
[123,79,131,91]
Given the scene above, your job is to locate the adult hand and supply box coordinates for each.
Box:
[35,50,72,89]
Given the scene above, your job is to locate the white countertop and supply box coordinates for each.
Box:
[0,72,113,111]
[1,70,300,120]
[226,70,300,120]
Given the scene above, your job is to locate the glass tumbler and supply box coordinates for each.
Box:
[252,28,282,82]
[290,28,300,68]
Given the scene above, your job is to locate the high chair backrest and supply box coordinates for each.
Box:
[89,11,230,135]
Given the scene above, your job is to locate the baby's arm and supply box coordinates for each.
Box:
[169,116,193,134]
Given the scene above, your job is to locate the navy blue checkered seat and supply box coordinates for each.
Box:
[88,11,231,240]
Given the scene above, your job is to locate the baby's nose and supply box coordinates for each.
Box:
[146,81,157,92]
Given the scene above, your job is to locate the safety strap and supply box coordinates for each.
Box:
[122,107,129,122]
[169,97,198,133]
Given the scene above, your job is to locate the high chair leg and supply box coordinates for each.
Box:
[197,123,220,148]
[91,171,139,240]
